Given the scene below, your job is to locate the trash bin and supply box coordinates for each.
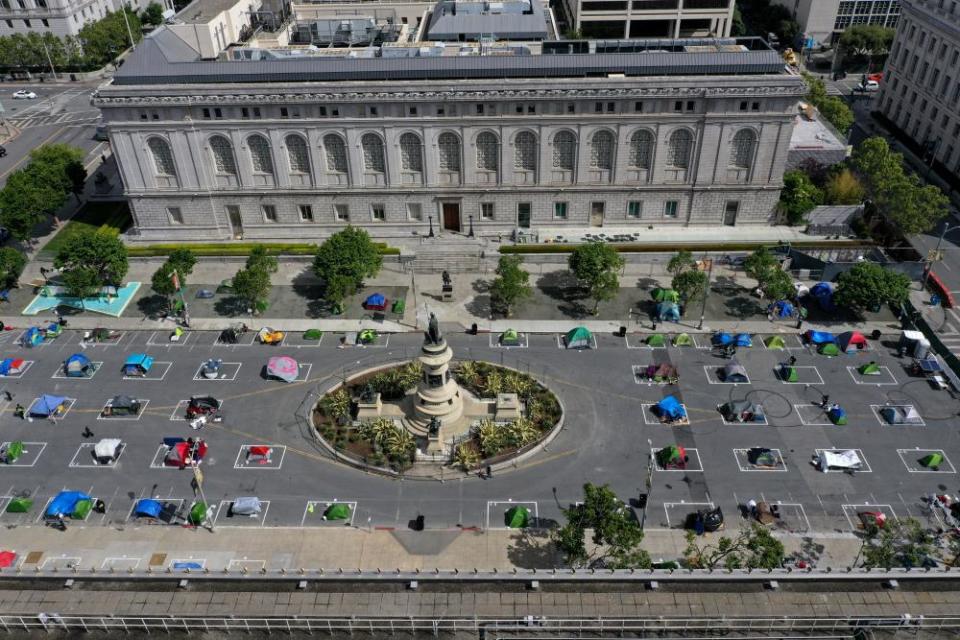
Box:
[618,326,627,337]
[637,493,648,509]
[414,514,425,531]
[470,323,478,335]
[871,329,882,340]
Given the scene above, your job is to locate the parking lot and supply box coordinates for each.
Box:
[0,326,955,537]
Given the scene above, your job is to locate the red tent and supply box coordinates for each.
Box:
[164,440,207,467]
[837,331,867,353]
[0,551,16,568]
[246,445,272,463]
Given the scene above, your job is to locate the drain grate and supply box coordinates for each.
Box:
[149,553,167,567]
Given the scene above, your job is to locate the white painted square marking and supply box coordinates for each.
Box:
[227,558,265,572]
[555,334,598,350]
[147,330,194,347]
[25,397,76,422]
[640,403,689,425]
[96,399,148,421]
[169,399,224,421]
[793,404,835,426]
[68,442,126,468]
[897,448,956,473]
[101,557,140,571]
[301,500,358,526]
[733,447,787,472]
[703,364,751,385]
[846,365,897,386]
[814,448,872,473]
[650,447,702,472]
[489,333,528,349]
[0,442,46,467]
[51,361,102,379]
[78,331,126,347]
[716,405,768,425]
[291,332,324,347]
[624,334,657,350]
[192,361,242,382]
[870,404,925,426]
[233,445,286,470]
[213,499,271,527]
[0,360,32,379]
[486,500,539,530]
[13,330,50,349]
[40,556,81,570]
[761,334,806,350]
[149,445,181,469]
[774,365,824,385]
[214,331,256,347]
[631,365,677,385]
[691,335,712,350]
[842,503,897,532]
[663,501,714,528]
[122,361,172,381]
[169,557,207,571]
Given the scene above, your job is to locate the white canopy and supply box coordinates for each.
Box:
[94,438,122,460]
[818,449,861,472]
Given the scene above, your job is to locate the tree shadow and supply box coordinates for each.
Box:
[213,296,249,317]
[136,294,168,319]
[292,269,329,319]
[505,530,560,569]
[472,278,491,294]
[634,277,660,290]
[724,295,764,320]
[536,270,586,303]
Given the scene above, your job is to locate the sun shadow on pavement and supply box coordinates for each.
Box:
[506,530,562,569]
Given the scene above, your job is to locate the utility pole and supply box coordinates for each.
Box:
[41,40,57,81]
[191,450,214,532]
[697,254,713,330]
[640,438,653,531]
[122,3,137,50]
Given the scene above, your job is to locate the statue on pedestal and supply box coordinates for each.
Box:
[428,416,441,436]
[360,383,376,404]
[425,312,443,346]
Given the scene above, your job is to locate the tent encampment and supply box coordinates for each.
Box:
[324,503,352,521]
[102,395,141,417]
[803,330,836,344]
[123,354,154,377]
[764,335,787,350]
[64,353,95,378]
[0,358,25,377]
[837,331,868,353]
[819,343,841,356]
[719,400,764,423]
[673,333,693,347]
[266,356,299,383]
[721,359,749,383]
[828,405,848,425]
[734,333,753,347]
[920,452,944,469]
[363,293,387,311]
[859,361,882,375]
[712,331,733,346]
[133,499,164,520]
[654,395,687,423]
[656,302,680,322]
[0,441,23,464]
[20,327,43,348]
[770,300,794,318]
[810,282,835,311]
[45,491,92,519]
[358,329,378,344]
[652,288,680,303]
[817,449,862,472]
[747,447,780,467]
[93,439,122,464]
[29,394,69,418]
[879,405,923,425]
[779,364,799,382]
[505,505,530,528]
[189,502,208,525]
[500,329,521,346]
[564,326,593,349]
[646,333,666,347]
[656,445,687,469]
[230,497,262,516]
[5,497,31,513]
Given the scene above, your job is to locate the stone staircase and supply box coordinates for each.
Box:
[411,238,485,274]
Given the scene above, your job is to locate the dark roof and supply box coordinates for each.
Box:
[425,0,548,41]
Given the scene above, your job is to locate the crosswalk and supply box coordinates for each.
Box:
[6,109,100,130]
[937,306,960,352]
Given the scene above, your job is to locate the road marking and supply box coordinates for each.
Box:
[842,503,897,532]
[96,398,148,422]
[896,448,956,473]
[663,501,714,528]
[0,125,67,180]
[814,448,872,473]
[846,365,897,386]
[301,500,357,527]
[233,444,286,470]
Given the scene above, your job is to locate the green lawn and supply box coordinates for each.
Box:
[40,202,132,257]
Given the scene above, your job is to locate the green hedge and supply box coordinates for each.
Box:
[500,240,872,254]
[128,242,399,258]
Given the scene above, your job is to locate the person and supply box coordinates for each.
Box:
[788,355,797,366]
[4,390,12,401]
[82,426,93,438]
[14,404,24,419]
[821,394,830,407]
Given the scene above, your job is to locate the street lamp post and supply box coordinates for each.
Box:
[427,215,435,238]
[640,438,653,531]
[468,214,475,238]
[696,254,713,330]
[921,223,960,291]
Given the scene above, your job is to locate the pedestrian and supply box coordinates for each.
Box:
[788,355,797,366]
[4,390,11,401]
[82,426,93,438]
[821,394,830,408]
[14,403,24,419]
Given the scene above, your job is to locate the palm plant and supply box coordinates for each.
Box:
[503,372,534,400]
[477,418,507,457]
[321,388,351,422]
[359,417,397,449]
[454,443,480,471]
[483,371,504,397]
[507,417,540,447]
[384,426,415,458]
[456,361,481,388]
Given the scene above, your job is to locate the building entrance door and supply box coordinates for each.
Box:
[590,202,605,227]
[442,202,461,232]
[226,205,243,239]
[723,201,739,226]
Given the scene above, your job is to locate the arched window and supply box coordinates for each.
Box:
[285,135,310,174]
[476,132,498,171]
[209,136,237,175]
[628,130,654,169]
[361,133,385,173]
[667,130,693,169]
[247,134,274,175]
[552,131,576,170]
[590,130,614,170]
[147,137,176,176]
[513,131,537,171]
[729,129,756,169]
[323,134,347,173]
[438,132,461,171]
[399,133,423,172]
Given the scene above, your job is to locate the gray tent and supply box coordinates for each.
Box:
[721,359,749,383]
[879,405,923,425]
[230,497,262,516]
[719,399,763,423]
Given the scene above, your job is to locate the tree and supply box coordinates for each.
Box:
[851,136,903,192]
[53,228,128,294]
[551,483,651,569]
[0,171,56,241]
[30,144,86,205]
[150,261,177,303]
[313,226,382,305]
[667,250,696,278]
[730,5,747,36]
[77,9,142,66]
[568,243,625,314]
[801,73,854,135]
[140,2,164,26]
[60,266,101,300]
[489,255,532,317]
[824,168,865,205]
[763,268,795,302]
[778,170,824,225]
[246,244,278,274]
[839,24,895,66]
[0,247,27,289]
[683,525,785,569]
[743,247,780,293]
[672,269,708,305]
[835,262,910,313]
[167,248,197,278]
[859,518,937,569]
[231,266,271,313]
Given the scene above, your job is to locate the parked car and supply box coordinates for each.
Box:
[94,123,108,141]
[12,90,37,99]
[856,80,880,92]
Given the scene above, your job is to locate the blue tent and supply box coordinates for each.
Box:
[811,282,835,311]
[734,333,753,347]
[134,499,163,519]
[21,327,42,348]
[656,301,680,322]
[45,491,91,518]
[770,300,794,318]
[712,331,733,346]
[828,405,848,425]
[29,394,68,417]
[123,354,154,376]
[364,293,386,308]
[0,358,25,376]
[804,330,836,344]
[65,353,94,377]
[655,395,687,422]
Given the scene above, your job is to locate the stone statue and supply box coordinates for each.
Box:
[428,416,441,436]
[360,383,376,404]
[442,270,452,287]
[426,312,442,345]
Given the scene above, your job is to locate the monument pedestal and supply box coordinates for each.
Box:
[355,391,382,420]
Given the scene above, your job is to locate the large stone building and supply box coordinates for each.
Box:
[0,0,148,38]
[877,0,960,176]
[93,20,805,241]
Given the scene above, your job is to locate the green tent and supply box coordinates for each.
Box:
[500,329,520,346]
[189,502,208,525]
[919,452,944,469]
[358,329,378,344]
[5,497,31,513]
[819,343,841,357]
[303,329,323,341]
[859,361,881,375]
[672,333,693,347]
[656,445,685,468]
[652,288,680,303]
[646,333,666,347]
[764,335,787,349]
[564,326,593,349]
[72,499,92,520]
[391,299,406,314]
[779,364,799,382]
[505,505,530,528]
[323,503,352,521]
[4,441,24,463]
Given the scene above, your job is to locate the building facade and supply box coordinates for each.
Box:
[877,0,960,175]
[0,0,146,38]
[771,0,900,46]
[93,33,805,241]
[560,0,734,40]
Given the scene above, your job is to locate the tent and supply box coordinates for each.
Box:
[363,293,387,311]
[564,326,593,349]
[5,497,31,513]
[189,502,208,525]
[719,400,764,423]
[266,356,299,383]
[652,288,680,303]
[200,359,222,379]
[673,333,693,347]
[133,499,163,519]
[123,354,154,377]
[0,358,25,376]
[747,447,780,467]
[646,333,667,347]
[810,282,835,310]
[246,445,272,464]
[859,361,882,375]
[0,441,23,464]
[721,359,749,383]
[734,333,753,347]
[764,335,787,350]
[636,363,678,384]
[500,329,520,346]
[257,327,284,344]
[770,300,794,318]
[29,394,69,418]
[879,405,923,425]
[700,507,724,532]
[505,505,530,528]
[779,364,799,382]
[164,439,208,468]
[837,331,868,353]
[656,302,680,322]
[803,330,836,344]
[93,439,122,464]
[358,329,378,345]
[45,491,92,518]
[920,452,944,469]
[827,405,848,425]
[755,502,777,526]
[323,503,352,521]
[817,449,862,472]
[64,353,95,377]
[0,551,16,568]
[45,323,62,338]
[21,327,42,348]
[654,395,687,423]
[712,331,733,346]
[656,445,687,469]
[818,342,841,357]
[230,497,262,516]
[102,395,141,417]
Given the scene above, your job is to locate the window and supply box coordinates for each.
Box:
[553,131,576,170]
[361,133,385,173]
[674,101,683,112]
[554,202,568,219]
[147,138,176,177]
[438,132,461,171]
[202,108,211,119]
[628,130,653,169]
[514,131,537,171]
[41,18,48,27]
[323,134,347,173]
[476,104,484,114]
[248,135,274,175]
[368,106,378,116]
[517,105,524,114]
[729,129,756,169]
[334,204,349,221]
[209,136,237,175]
[213,108,222,119]
[686,101,695,112]
[634,101,644,112]
[664,201,679,218]
[299,205,314,222]
[285,135,310,174]
[436,107,445,115]
[527,105,535,114]
[167,207,184,224]
[371,204,386,221]
[406,203,422,221]
[22,19,29,27]
[739,101,748,111]
[476,132,498,171]
[280,107,289,118]
[152,113,159,120]
[319,106,327,117]
[606,102,615,112]
[480,203,494,220]
[751,102,760,111]
[595,102,604,113]
[627,201,642,218]
[409,106,418,116]
[261,205,277,222]
[567,103,575,113]
[590,130,614,169]
[399,133,423,172]
[241,107,250,118]
[666,130,692,168]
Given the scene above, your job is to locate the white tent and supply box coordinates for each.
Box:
[231,497,262,516]
[818,449,862,472]
[94,438,122,463]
